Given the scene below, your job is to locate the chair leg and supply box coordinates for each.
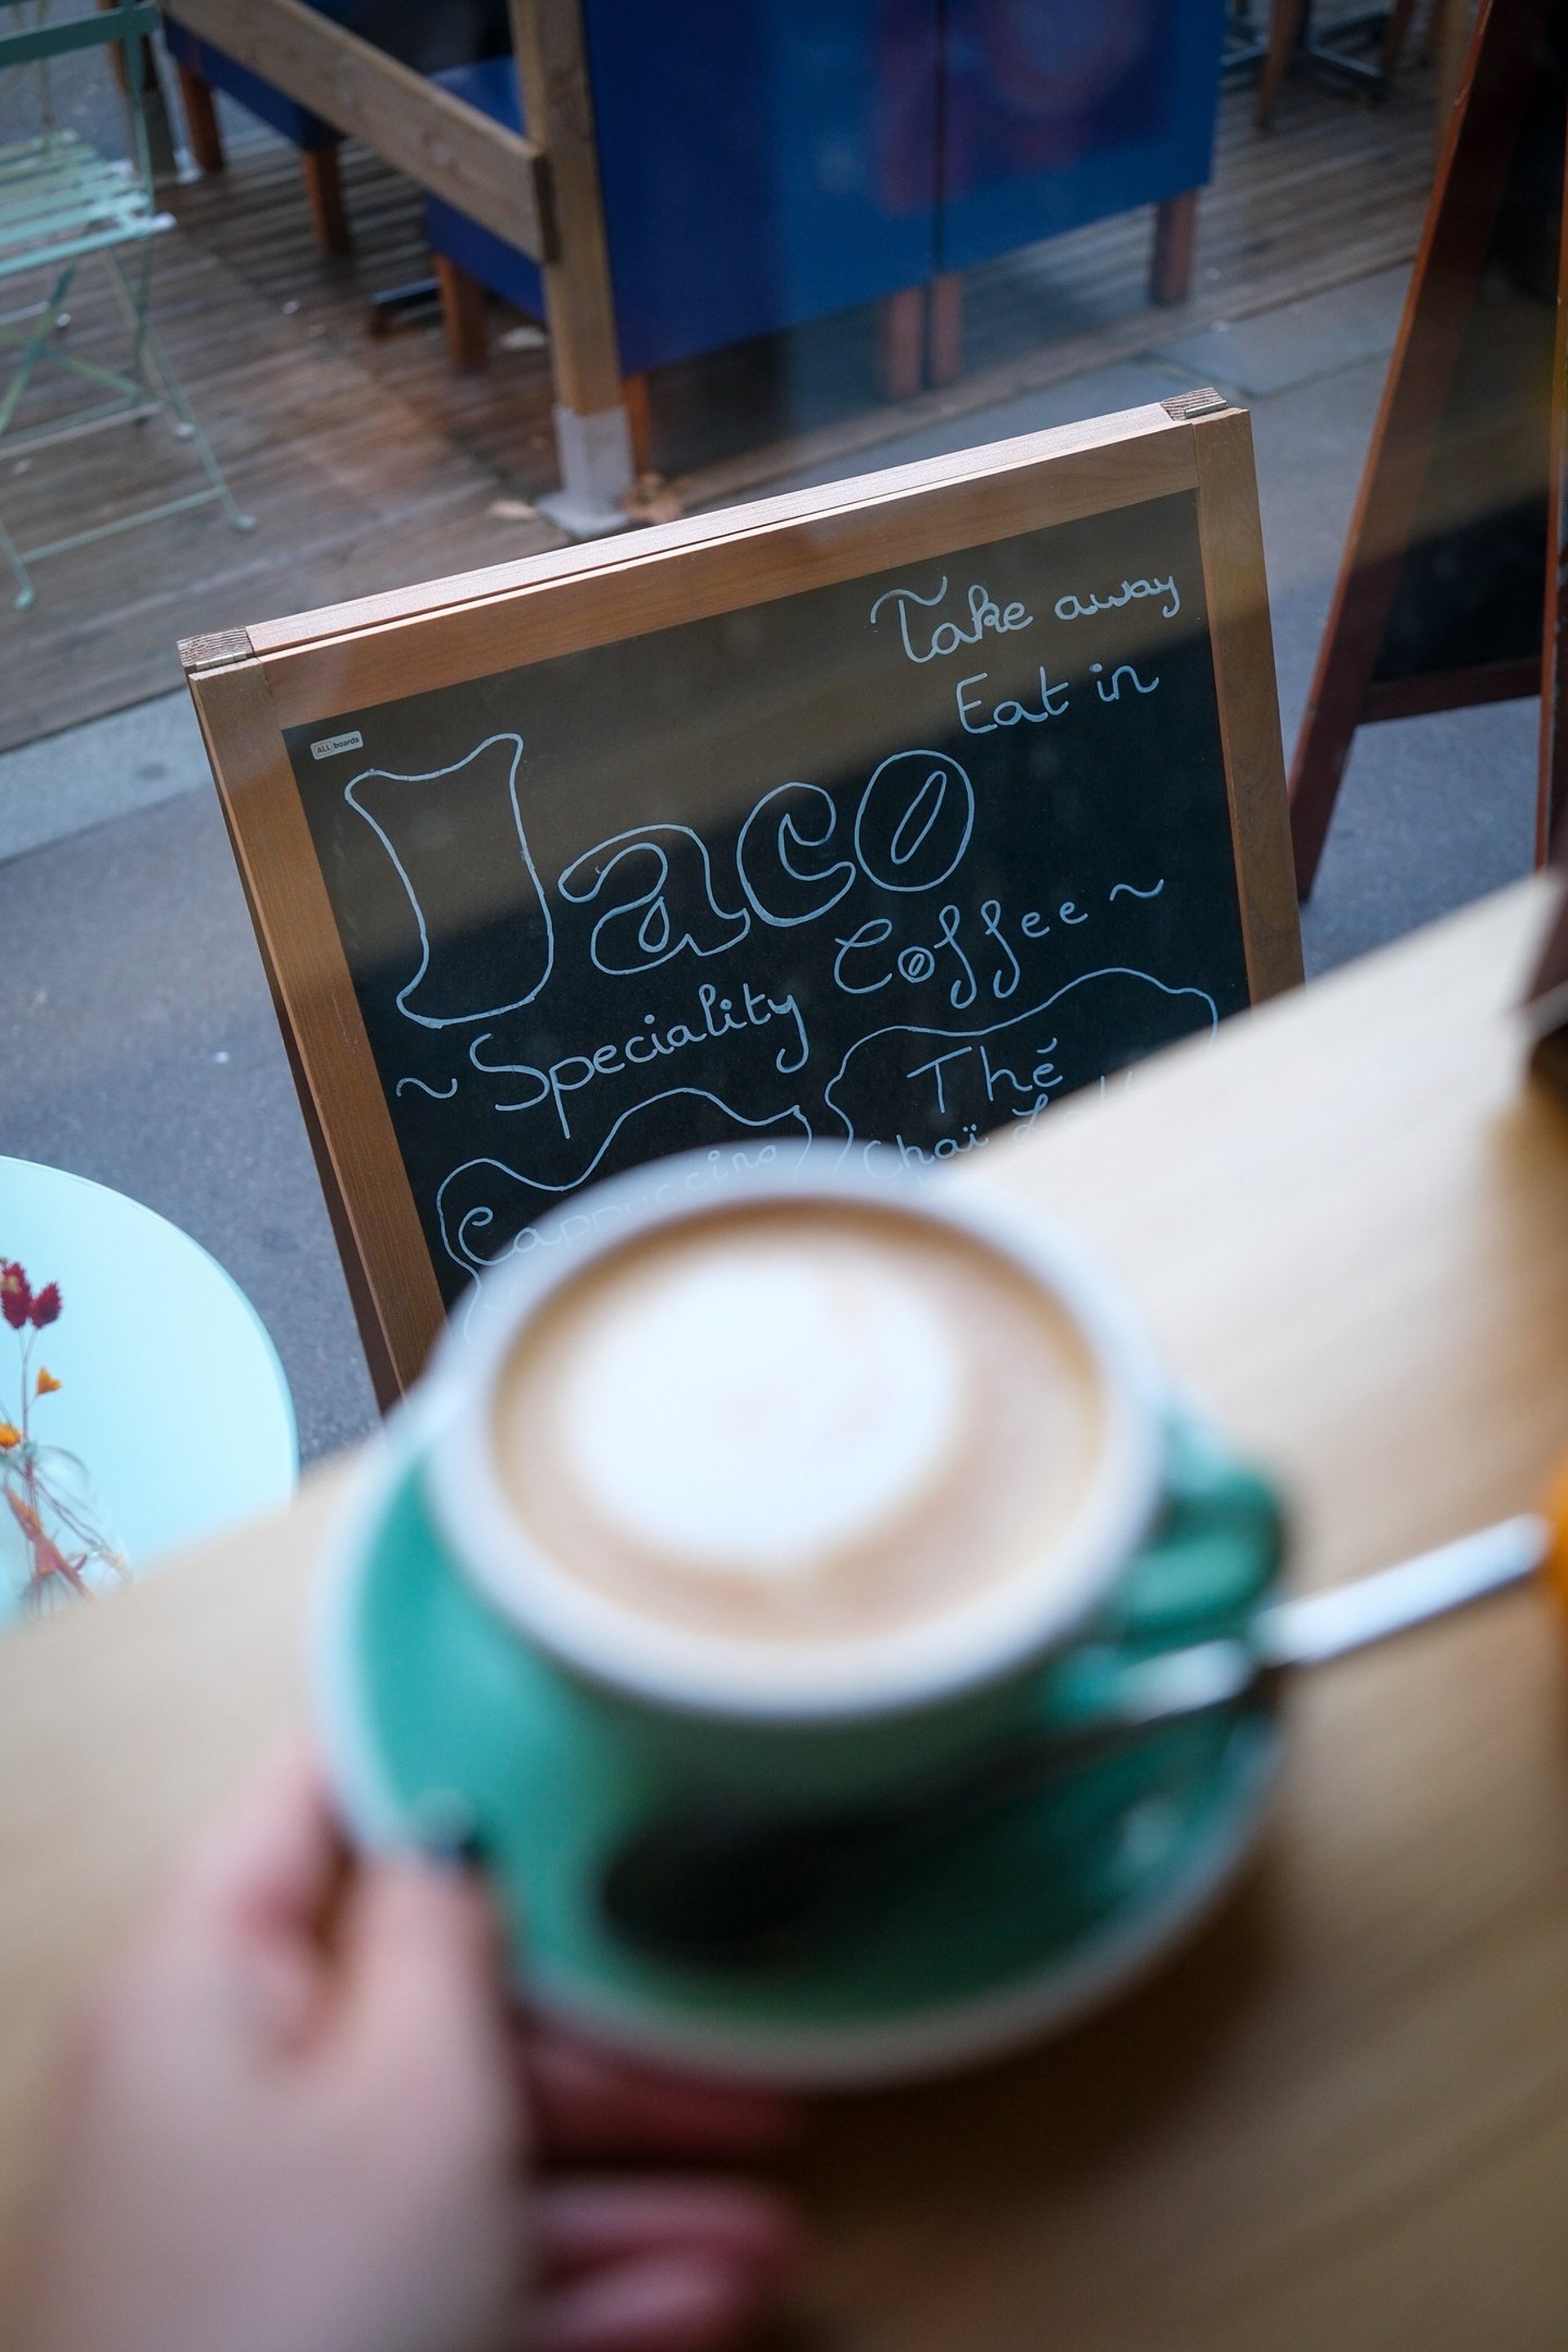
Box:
[175,61,224,174]
[436,255,489,372]
[877,286,925,403]
[102,249,254,534]
[301,147,352,259]
[1150,191,1199,305]
[1381,0,1422,75]
[1255,0,1307,125]
[928,272,964,385]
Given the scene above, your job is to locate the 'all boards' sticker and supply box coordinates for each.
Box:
[311,730,364,761]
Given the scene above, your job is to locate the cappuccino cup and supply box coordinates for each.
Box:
[428,1148,1165,1730]
[324,1146,1283,2082]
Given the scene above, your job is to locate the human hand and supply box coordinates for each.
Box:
[14,1748,801,2352]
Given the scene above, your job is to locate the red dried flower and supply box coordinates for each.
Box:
[29,1282,60,1329]
[1,1263,31,1330]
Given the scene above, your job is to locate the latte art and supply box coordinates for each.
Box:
[492,1199,1107,1652]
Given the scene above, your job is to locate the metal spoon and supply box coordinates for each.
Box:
[598,1514,1549,1975]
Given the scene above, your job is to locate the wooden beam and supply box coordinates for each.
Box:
[510,0,621,412]
[510,0,635,533]
[162,0,548,258]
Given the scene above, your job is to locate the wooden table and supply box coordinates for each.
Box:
[4,876,1568,2348]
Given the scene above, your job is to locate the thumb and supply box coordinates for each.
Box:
[336,1851,515,2108]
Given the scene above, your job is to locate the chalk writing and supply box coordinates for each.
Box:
[344,733,553,1028]
[558,824,750,974]
[436,1097,814,1277]
[1054,576,1180,621]
[292,490,1249,1296]
[1093,662,1160,702]
[956,668,1070,733]
[869,577,1033,663]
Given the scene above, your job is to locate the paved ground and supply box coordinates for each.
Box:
[0,265,1542,1462]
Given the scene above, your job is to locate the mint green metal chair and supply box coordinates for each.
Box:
[0,0,251,609]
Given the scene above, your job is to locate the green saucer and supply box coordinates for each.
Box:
[317,1406,1285,2087]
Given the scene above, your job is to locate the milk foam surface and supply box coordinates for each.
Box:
[560,1244,964,1576]
[492,1200,1106,1650]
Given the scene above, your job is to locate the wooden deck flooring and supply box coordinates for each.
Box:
[0,56,1441,754]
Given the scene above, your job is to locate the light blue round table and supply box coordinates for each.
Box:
[0,1158,299,1626]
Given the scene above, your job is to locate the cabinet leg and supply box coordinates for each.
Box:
[928,272,964,385]
[1151,189,1199,305]
[435,256,488,372]
[176,61,224,174]
[622,373,653,476]
[301,146,352,260]
[877,286,925,403]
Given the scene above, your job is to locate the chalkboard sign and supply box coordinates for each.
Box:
[1290,0,1568,893]
[185,397,1298,1401]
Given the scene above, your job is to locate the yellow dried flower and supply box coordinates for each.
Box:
[0,1423,20,1449]
[35,1368,60,1396]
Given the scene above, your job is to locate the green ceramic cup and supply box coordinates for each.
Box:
[317,1151,1285,2084]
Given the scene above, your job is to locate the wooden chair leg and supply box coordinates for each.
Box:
[877,286,925,403]
[435,254,488,372]
[1255,0,1307,127]
[301,146,352,259]
[928,272,964,385]
[175,60,224,174]
[1150,190,1199,305]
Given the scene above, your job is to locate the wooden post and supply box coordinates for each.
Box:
[510,0,635,537]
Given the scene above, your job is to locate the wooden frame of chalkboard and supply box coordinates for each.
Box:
[183,394,1299,1405]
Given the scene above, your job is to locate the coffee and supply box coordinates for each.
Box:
[491,1196,1107,1655]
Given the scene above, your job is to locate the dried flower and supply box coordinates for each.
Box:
[35,1368,60,1396]
[0,1423,20,1448]
[29,1282,60,1329]
[0,1264,29,1330]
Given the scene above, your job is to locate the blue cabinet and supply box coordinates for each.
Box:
[425,1,1224,386]
[938,0,1227,269]
[585,0,939,374]
[430,0,939,380]
[165,1,1227,403]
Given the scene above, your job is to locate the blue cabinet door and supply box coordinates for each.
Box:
[937,0,1227,272]
[582,0,941,376]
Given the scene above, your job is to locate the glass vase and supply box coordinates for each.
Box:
[0,1441,128,1627]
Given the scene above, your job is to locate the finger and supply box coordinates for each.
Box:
[534,2178,802,2285]
[531,2252,783,2352]
[337,1854,516,2115]
[165,1740,343,1946]
[528,2027,803,2160]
